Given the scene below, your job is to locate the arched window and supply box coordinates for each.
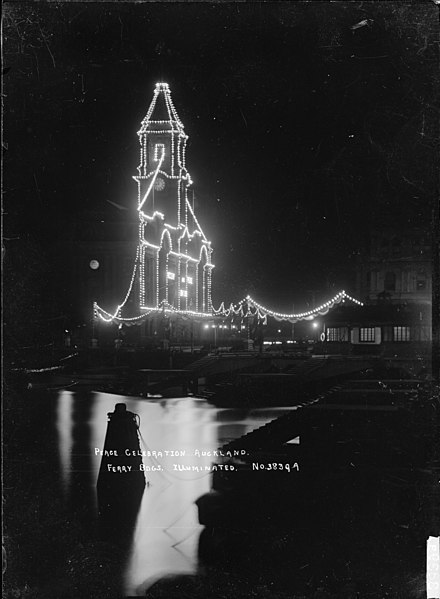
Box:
[198,247,208,313]
[158,231,172,304]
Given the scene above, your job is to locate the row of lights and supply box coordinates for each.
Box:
[135,82,213,315]
[96,84,364,328]
[137,82,188,178]
[212,291,363,322]
[94,246,141,323]
[140,83,185,131]
[138,148,165,210]
[244,290,363,320]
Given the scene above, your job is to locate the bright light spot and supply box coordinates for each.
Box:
[89,260,100,270]
[312,322,319,329]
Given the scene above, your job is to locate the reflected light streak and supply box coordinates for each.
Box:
[55,391,285,596]
[56,391,74,494]
[124,399,216,596]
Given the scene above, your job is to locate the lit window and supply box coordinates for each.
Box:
[393,326,410,342]
[360,327,375,342]
[326,328,343,342]
[154,144,165,161]
[180,290,187,297]
[187,276,193,284]
[167,272,175,280]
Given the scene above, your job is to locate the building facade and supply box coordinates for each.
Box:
[135,82,214,314]
[319,227,432,371]
[356,227,431,306]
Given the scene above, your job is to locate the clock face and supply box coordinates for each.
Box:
[154,177,165,191]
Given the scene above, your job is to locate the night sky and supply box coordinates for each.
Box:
[4,2,438,320]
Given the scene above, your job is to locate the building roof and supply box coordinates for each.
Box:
[138,82,185,135]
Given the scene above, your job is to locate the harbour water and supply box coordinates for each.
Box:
[55,390,295,596]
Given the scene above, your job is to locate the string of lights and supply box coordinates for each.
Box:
[95,289,363,326]
[94,246,140,323]
[185,197,207,242]
[134,82,214,314]
[93,83,364,329]
[138,149,165,211]
[211,291,363,322]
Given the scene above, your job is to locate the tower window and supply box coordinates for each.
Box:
[154,144,165,161]
[167,272,175,280]
[180,290,187,297]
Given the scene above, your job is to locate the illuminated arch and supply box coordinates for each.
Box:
[158,229,172,304]
[198,245,209,312]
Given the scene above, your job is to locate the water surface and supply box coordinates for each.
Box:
[55,390,294,596]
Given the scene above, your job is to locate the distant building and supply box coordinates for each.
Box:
[356,227,431,305]
[320,227,432,372]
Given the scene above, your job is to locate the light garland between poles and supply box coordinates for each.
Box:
[94,289,363,327]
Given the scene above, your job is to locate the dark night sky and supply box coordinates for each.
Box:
[3,2,439,316]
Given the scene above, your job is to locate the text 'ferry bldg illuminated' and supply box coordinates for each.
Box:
[136,82,214,314]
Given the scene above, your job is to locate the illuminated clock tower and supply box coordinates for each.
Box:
[134,82,214,313]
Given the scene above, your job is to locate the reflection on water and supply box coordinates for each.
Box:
[55,391,294,596]
[56,390,74,494]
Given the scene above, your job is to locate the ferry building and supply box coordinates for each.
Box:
[135,82,214,315]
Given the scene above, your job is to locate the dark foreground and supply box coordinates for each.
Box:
[3,372,439,599]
